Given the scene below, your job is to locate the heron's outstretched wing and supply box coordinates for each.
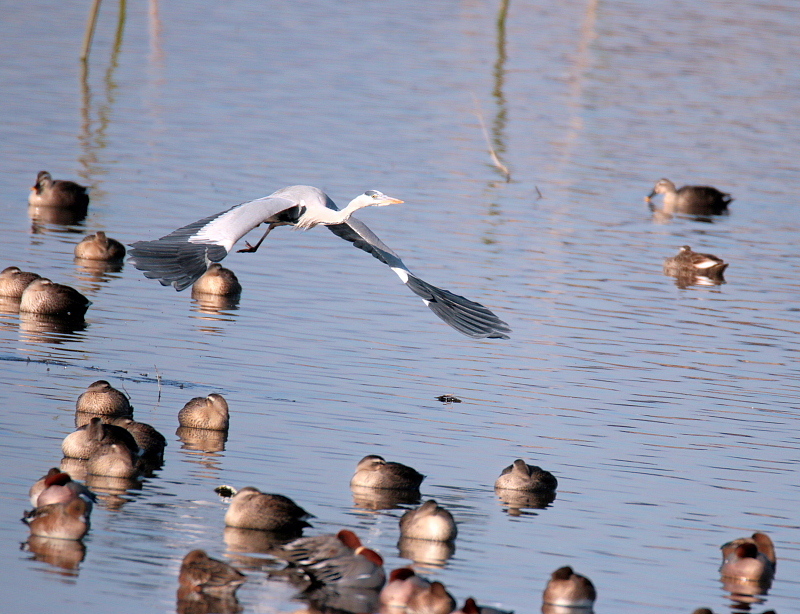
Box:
[129,195,300,291]
[327,218,511,339]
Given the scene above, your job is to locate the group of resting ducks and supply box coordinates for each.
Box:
[7,170,735,326]
[21,383,777,613]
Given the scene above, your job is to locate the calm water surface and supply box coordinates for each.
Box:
[1,1,799,612]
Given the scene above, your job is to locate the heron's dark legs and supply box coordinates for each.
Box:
[237,223,277,253]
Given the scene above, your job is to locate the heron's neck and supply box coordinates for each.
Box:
[297,198,368,229]
[338,198,372,220]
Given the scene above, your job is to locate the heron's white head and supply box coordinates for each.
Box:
[299,189,405,229]
[346,190,404,212]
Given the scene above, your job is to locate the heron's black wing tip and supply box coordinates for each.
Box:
[404,274,511,340]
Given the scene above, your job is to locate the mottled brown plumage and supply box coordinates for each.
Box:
[350,454,424,490]
[178,393,229,431]
[542,566,596,607]
[494,459,557,492]
[0,266,40,298]
[223,486,312,532]
[646,178,731,215]
[28,171,89,208]
[74,231,126,261]
[192,264,242,296]
[179,549,246,595]
[399,500,457,541]
[19,278,90,318]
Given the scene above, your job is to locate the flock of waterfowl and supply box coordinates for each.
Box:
[13,170,760,614]
[22,378,584,613]
[20,382,777,614]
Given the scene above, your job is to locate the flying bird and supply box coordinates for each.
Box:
[129,185,510,338]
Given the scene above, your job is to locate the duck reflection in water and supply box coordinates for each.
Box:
[82,472,143,511]
[397,535,456,568]
[19,311,87,343]
[177,549,246,614]
[453,596,514,614]
[351,485,421,511]
[223,526,296,571]
[23,535,86,573]
[303,587,381,614]
[177,427,228,454]
[74,258,124,286]
[691,609,775,614]
[191,293,241,315]
[29,204,87,228]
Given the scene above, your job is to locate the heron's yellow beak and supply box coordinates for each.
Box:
[386,197,404,204]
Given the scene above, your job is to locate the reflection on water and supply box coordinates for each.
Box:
[176,586,242,614]
[24,536,86,574]
[665,269,726,289]
[0,297,21,316]
[350,486,421,511]
[541,605,593,614]
[29,204,88,230]
[494,488,556,517]
[489,0,510,184]
[190,293,241,315]
[722,576,770,608]
[223,526,290,557]
[78,0,128,194]
[397,536,455,568]
[73,262,125,298]
[83,473,142,510]
[177,427,228,454]
[18,312,88,344]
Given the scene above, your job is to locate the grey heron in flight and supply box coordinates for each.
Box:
[129,185,510,339]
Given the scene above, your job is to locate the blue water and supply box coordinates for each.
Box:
[1,1,799,612]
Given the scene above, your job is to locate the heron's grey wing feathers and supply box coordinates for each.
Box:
[327,218,511,339]
[129,196,297,291]
[326,217,407,268]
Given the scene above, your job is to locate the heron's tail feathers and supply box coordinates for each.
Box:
[129,239,227,291]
